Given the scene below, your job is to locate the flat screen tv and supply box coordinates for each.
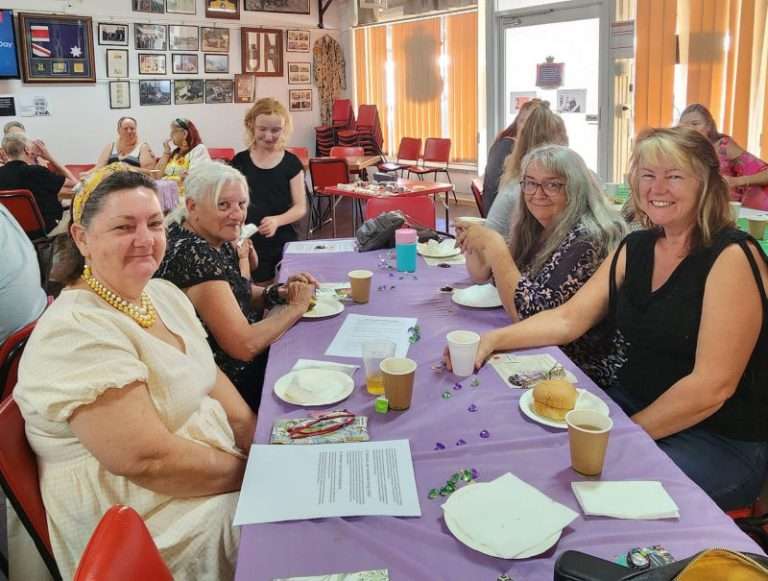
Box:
[0,10,20,79]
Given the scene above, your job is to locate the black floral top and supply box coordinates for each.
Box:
[514,222,626,387]
[155,222,266,409]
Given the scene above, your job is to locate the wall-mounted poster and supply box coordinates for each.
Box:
[201,27,229,52]
[205,79,234,104]
[234,73,256,103]
[169,25,198,51]
[166,0,196,14]
[172,53,198,74]
[204,54,228,73]
[287,62,310,84]
[109,80,131,109]
[241,28,283,77]
[557,89,586,113]
[135,24,167,51]
[508,91,537,115]
[174,79,204,104]
[139,79,172,105]
[536,56,563,89]
[139,53,167,75]
[205,0,239,19]
[106,49,129,78]
[244,0,309,14]
[133,0,164,13]
[98,23,128,46]
[18,13,95,83]
[286,29,310,52]
[288,88,311,112]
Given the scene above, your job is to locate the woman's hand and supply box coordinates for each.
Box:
[259,216,280,238]
[286,281,314,309]
[441,331,497,372]
[456,225,503,256]
[286,271,319,288]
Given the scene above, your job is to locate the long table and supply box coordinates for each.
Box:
[235,243,763,581]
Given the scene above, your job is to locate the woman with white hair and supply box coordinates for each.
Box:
[457,144,628,385]
[155,161,316,410]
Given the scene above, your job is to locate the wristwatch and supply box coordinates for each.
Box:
[264,283,286,308]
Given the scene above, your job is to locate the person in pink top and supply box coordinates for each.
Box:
[679,104,768,210]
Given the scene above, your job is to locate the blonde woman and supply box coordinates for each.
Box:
[232,98,307,282]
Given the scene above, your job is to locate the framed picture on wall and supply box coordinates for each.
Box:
[244,0,309,14]
[201,27,230,52]
[106,49,129,78]
[169,25,198,51]
[205,0,239,19]
[172,53,198,74]
[288,88,311,112]
[204,54,228,74]
[174,79,204,104]
[241,28,283,77]
[135,24,167,51]
[18,13,96,83]
[287,62,310,84]
[286,30,310,52]
[234,73,256,103]
[205,79,234,104]
[138,53,167,75]
[98,23,129,46]
[166,0,196,14]
[133,0,164,13]
[109,80,131,109]
[139,79,172,105]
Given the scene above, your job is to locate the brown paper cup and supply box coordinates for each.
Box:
[565,410,613,476]
[747,218,767,240]
[381,357,417,410]
[729,201,742,221]
[348,270,373,303]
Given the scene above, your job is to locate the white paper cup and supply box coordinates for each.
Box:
[446,330,480,377]
[729,201,742,221]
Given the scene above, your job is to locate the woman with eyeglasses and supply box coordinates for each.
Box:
[155,118,210,191]
[457,144,627,385]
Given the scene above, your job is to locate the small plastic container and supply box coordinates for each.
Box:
[395,228,418,273]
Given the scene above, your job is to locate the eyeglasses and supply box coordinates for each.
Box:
[520,178,566,197]
[286,410,355,439]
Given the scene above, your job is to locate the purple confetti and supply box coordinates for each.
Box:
[471,468,479,479]
[453,382,463,390]
[479,430,490,439]
[388,272,394,278]
[390,285,396,290]
[455,439,467,446]
[434,442,445,450]
[467,404,478,412]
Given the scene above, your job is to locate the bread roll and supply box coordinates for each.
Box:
[532,379,578,420]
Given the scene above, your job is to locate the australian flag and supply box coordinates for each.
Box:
[30,21,85,60]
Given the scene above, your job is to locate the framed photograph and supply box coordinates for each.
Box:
[205,0,239,19]
[244,0,309,14]
[204,53,228,74]
[109,80,131,109]
[287,62,310,85]
[241,28,283,76]
[133,0,164,13]
[288,88,312,112]
[205,79,234,104]
[286,29,310,52]
[174,79,204,104]
[165,0,196,14]
[106,49,129,78]
[139,79,172,105]
[98,23,128,46]
[234,73,256,103]
[18,13,96,83]
[169,25,198,51]
[172,53,198,74]
[139,53,167,75]
[135,24,167,51]
[201,27,230,52]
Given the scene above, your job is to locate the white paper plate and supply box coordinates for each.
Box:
[303,297,344,319]
[417,240,461,258]
[519,388,610,429]
[452,284,503,308]
[273,369,354,406]
[444,484,561,559]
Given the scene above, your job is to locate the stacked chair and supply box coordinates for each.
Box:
[336,104,384,156]
[315,99,356,156]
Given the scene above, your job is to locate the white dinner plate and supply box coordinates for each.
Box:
[273,369,354,406]
[518,388,610,429]
[302,297,344,319]
[451,284,503,308]
[443,484,562,559]
[417,240,461,258]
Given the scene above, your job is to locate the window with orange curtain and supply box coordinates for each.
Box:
[354,26,388,151]
[446,12,478,163]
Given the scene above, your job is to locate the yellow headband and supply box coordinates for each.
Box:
[72,162,134,225]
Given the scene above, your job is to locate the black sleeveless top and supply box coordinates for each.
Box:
[609,228,768,441]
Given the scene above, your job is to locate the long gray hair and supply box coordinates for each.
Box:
[510,144,627,276]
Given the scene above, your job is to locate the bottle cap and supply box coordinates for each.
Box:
[395,228,417,244]
[374,396,389,414]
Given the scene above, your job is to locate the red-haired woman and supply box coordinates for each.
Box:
[155,118,210,191]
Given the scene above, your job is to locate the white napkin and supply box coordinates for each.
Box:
[571,481,679,519]
[417,239,459,258]
[284,370,346,404]
[423,253,466,267]
[443,473,578,558]
[292,359,358,377]
[452,284,503,308]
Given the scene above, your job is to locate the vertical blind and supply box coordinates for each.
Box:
[446,12,478,162]
[354,26,389,149]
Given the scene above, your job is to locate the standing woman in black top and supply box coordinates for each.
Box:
[457,127,768,510]
[232,98,307,283]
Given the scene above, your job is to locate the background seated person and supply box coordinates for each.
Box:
[156,161,316,410]
[93,116,155,172]
[459,145,627,386]
[15,170,255,580]
[155,118,210,192]
[466,127,768,510]
[0,133,77,234]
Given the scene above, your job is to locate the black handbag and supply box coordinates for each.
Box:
[354,210,449,252]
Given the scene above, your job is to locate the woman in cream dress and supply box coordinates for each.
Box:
[15,167,255,580]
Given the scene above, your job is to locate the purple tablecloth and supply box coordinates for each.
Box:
[235,242,763,581]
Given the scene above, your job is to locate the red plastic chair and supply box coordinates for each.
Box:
[470,178,485,218]
[285,146,310,169]
[329,146,364,158]
[0,188,47,240]
[64,164,95,179]
[0,320,37,401]
[0,397,61,579]
[208,148,235,163]
[73,505,172,581]
[379,138,422,175]
[309,157,350,238]
[365,196,436,230]
[407,138,455,202]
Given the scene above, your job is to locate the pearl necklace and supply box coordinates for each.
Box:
[81,265,157,328]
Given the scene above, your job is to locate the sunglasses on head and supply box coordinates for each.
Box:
[175,118,189,131]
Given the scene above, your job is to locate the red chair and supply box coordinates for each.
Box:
[0,397,61,579]
[379,138,422,176]
[0,188,47,240]
[470,178,485,218]
[365,196,436,230]
[285,146,310,169]
[73,505,172,581]
[208,148,235,163]
[0,320,37,401]
[329,146,364,158]
[309,157,350,238]
[407,138,455,203]
[64,164,95,179]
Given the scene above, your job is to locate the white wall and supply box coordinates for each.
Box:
[1,0,350,164]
